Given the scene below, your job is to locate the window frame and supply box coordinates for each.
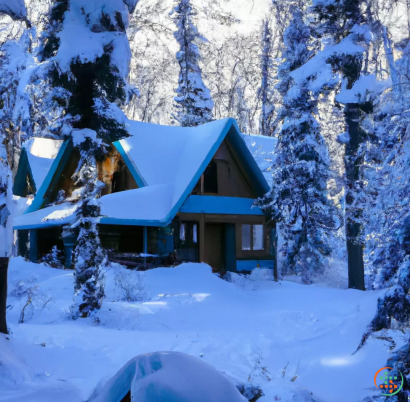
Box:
[239,223,267,253]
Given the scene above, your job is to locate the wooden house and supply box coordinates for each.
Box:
[13,118,277,275]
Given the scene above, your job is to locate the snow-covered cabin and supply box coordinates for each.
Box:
[13,118,277,273]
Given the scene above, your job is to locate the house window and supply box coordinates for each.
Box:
[203,160,218,193]
[253,225,264,250]
[241,224,264,251]
[179,223,186,241]
[242,224,251,250]
[193,224,198,243]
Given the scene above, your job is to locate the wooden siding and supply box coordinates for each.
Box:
[98,146,138,196]
[46,146,81,203]
[191,140,255,198]
[178,212,275,272]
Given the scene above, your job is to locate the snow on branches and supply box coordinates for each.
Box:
[171,0,214,127]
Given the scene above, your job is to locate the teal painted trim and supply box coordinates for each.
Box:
[17,230,29,259]
[13,221,69,230]
[25,140,73,214]
[112,140,147,188]
[143,226,147,253]
[227,120,270,197]
[100,217,167,227]
[29,229,38,263]
[224,223,236,272]
[237,259,274,271]
[179,195,264,215]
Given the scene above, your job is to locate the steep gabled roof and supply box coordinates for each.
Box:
[13,138,63,196]
[13,118,270,229]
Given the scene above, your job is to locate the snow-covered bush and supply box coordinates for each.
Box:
[114,269,147,302]
[41,246,64,269]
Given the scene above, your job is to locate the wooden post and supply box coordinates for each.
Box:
[62,226,77,269]
[0,257,9,334]
[199,214,205,263]
[271,223,279,282]
[17,230,29,259]
[143,226,147,269]
[29,229,38,263]
[224,223,236,272]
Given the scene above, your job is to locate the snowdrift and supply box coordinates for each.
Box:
[90,351,247,402]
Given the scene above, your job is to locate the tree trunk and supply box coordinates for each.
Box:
[0,257,9,334]
[345,103,366,290]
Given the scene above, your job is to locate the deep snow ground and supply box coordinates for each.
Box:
[0,258,397,401]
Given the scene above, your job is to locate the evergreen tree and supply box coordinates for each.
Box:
[0,4,31,256]
[172,0,214,127]
[256,9,341,283]
[258,17,275,137]
[16,0,136,316]
[311,0,370,290]
[71,130,107,317]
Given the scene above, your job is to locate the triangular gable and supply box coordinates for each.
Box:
[24,139,142,216]
[224,122,270,197]
[14,138,64,198]
[24,140,73,214]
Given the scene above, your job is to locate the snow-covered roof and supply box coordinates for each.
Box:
[13,118,270,230]
[242,134,276,187]
[118,118,230,201]
[24,138,63,191]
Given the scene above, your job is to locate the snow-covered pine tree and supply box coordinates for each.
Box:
[21,0,136,316]
[258,17,275,137]
[171,0,214,127]
[357,36,410,385]
[256,9,340,283]
[0,2,31,256]
[311,0,371,290]
[71,130,107,317]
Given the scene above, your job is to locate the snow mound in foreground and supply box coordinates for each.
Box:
[90,351,247,402]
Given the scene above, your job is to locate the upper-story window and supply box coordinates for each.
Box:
[203,160,218,194]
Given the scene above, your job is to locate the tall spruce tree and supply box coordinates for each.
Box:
[258,17,275,137]
[24,0,136,317]
[171,0,214,127]
[311,0,370,290]
[256,9,340,283]
[0,3,31,256]
[356,33,410,400]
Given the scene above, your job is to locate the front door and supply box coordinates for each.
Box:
[204,223,224,272]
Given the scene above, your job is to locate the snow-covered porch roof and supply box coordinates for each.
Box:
[13,118,271,230]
